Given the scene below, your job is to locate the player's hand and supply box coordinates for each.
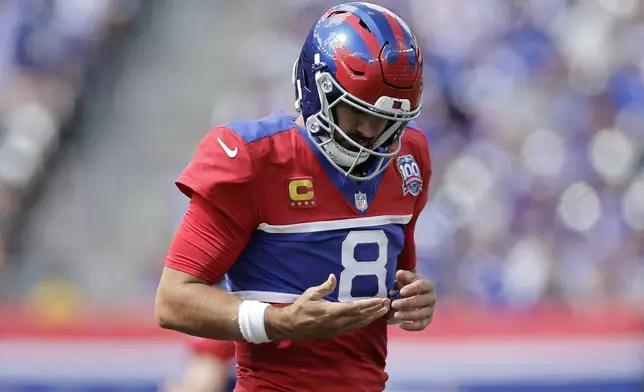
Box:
[389,270,436,331]
[266,274,391,340]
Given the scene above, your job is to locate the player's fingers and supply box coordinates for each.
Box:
[336,300,389,327]
[334,298,389,321]
[391,293,436,311]
[399,279,434,298]
[317,274,337,294]
[361,305,391,324]
[392,306,433,322]
[342,297,389,314]
[355,298,390,316]
[340,305,390,332]
[323,298,384,323]
[395,269,419,285]
[306,274,337,300]
[399,318,431,332]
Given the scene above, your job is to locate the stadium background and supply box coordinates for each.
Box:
[0,0,642,391]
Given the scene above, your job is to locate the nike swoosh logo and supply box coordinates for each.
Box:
[217,137,238,158]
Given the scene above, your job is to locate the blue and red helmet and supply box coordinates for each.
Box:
[293,2,423,180]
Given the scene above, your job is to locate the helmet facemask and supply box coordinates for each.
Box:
[296,56,421,181]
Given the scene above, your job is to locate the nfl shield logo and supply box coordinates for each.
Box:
[354,191,368,212]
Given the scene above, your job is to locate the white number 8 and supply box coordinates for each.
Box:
[337,230,388,302]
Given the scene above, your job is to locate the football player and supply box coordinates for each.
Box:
[156,2,436,391]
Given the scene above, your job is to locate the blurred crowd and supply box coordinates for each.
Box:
[3,0,644,312]
[410,0,644,311]
[287,0,644,311]
[0,0,141,270]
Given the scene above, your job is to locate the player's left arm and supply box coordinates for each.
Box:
[390,132,436,332]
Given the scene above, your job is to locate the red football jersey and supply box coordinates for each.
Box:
[188,337,235,361]
[166,111,431,392]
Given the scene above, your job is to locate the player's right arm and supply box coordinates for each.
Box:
[155,127,390,342]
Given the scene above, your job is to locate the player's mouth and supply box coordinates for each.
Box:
[337,133,374,151]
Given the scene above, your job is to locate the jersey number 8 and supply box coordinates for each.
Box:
[337,230,389,302]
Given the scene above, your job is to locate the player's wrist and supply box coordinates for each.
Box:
[264,305,292,340]
[237,300,272,344]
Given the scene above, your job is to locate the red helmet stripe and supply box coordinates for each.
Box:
[344,14,382,60]
[383,12,411,66]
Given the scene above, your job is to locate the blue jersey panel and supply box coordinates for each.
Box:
[226,224,406,302]
[408,120,422,131]
[224,110,294,143]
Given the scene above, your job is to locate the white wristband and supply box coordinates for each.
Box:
[238,300,272,344]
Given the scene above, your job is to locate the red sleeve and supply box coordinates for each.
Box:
[397,133,431,272]
[176,127,256,200]
[188,337,235,361]
[165,127,259,283]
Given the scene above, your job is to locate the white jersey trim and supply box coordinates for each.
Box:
[257,214,413,234]
[231,290,300,303]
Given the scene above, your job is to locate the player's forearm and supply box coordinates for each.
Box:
[156,283,245,340]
